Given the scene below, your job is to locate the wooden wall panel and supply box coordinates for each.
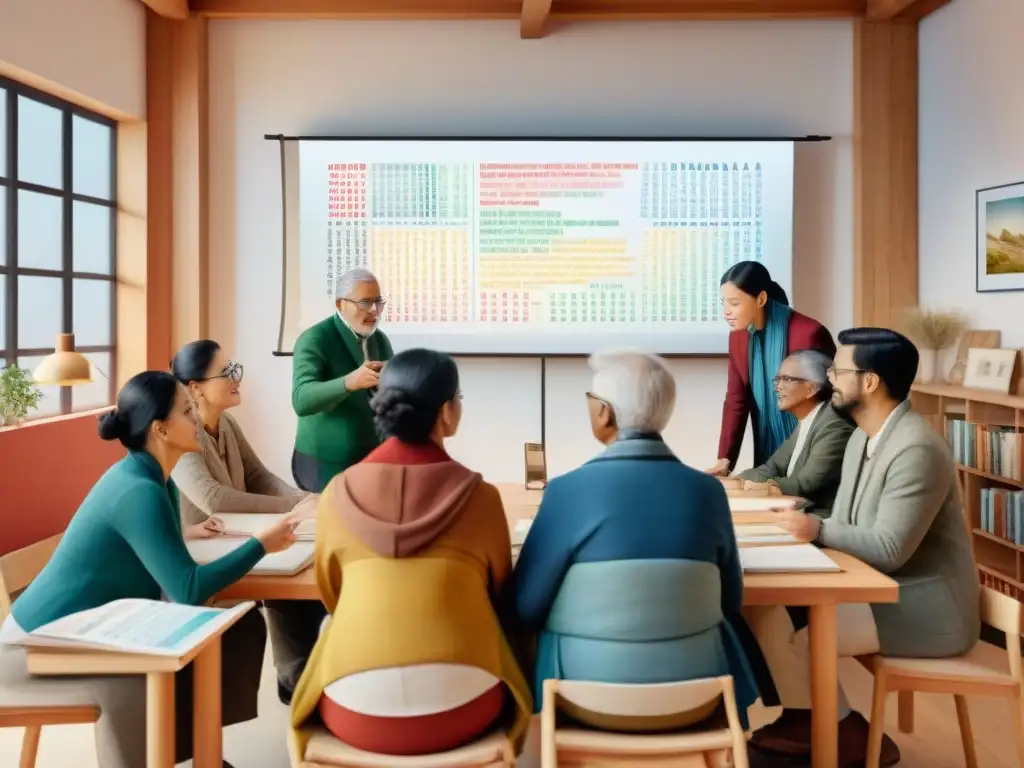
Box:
[146,10,209,368]
[853,18,918,329]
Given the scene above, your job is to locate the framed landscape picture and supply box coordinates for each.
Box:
[977,181,1024,292]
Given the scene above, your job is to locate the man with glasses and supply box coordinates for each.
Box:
[746,328,980,767]
[725,348,853,516]
[291,268,394,492]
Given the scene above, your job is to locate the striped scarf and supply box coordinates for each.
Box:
[748,300,798,465]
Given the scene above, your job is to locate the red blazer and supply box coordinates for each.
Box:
[717,310,836,467]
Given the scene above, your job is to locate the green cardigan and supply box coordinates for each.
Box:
[291,314,394,469]
[12,451,265,633]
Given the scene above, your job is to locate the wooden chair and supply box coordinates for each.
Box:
[288,726,516,767]
[0,534,100,768]
[860,586,1024,768]
[540,676,749,768]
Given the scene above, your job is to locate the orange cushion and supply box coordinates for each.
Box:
[318,682,506,756]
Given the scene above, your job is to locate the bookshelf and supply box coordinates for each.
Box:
[910,383,1024,602]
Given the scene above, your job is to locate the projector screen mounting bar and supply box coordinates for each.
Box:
[264,134,831,142]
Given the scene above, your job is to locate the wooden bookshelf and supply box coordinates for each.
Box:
[910,383,1024,602]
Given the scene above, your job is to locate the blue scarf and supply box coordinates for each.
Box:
[748,300,798,465]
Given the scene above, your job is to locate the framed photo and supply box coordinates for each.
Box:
[963,348,1018,394]
[977,181,1024,292]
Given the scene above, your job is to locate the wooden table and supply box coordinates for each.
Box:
[24,606,251,768]
[218,483,898,768]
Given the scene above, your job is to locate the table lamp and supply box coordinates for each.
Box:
[32,333,93,386]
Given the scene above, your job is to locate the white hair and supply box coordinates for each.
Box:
[335,267,379,299]
[787,349,834,401]
[588,348,676,433]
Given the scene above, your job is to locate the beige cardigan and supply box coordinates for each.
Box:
[173,412,308,527]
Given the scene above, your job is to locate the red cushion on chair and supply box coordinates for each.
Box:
[318,681,506,756]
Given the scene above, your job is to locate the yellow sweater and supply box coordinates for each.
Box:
[290,441,533,755]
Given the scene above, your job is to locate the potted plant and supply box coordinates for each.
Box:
[900,307,967,384]
[0,364,44,426]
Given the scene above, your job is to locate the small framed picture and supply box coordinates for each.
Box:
[977,181,1024,293]
[524,442,547,490]
[963,348,1018,394]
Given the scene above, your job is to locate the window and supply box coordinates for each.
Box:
[0,77,116,419]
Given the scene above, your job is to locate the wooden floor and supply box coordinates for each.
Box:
[0,644,1019,767]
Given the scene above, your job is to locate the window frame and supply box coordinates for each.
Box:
[0,75,117,417]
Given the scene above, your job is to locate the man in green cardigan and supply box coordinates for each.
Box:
[291,267,395,492]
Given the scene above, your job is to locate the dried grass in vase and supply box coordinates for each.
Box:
[900,307,966,350]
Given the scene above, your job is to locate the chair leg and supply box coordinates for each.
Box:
[1008,691,1024,767]
[19,726,41,768]
[897,691,914,734]
[865,671,888,768]
[953,694,978,768]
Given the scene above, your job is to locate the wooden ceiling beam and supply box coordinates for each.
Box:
[189,0,866,19]
[521,0,553,38]
[865,0,954,21]
[140,0,189,19]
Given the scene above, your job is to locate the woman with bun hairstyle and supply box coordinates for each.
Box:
[709,261,836,476]
[171,339,325,705]
[290,348,532,758]
[0,371,298,768]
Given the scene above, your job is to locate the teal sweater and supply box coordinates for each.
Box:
[12,451,265,633]
[291,314,394,469]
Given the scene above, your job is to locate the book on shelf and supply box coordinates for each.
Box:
[947,419,1022,480]
[979,488,1024,546]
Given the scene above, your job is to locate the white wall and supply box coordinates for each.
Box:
[919,0,1024,345]
[0,0,145,119]
[208,19,854,482]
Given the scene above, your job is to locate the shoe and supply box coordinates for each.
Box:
[277,680,294,706]
[750,710,900,767]
[750,709,813,755]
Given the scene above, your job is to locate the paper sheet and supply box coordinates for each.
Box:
[18,599,253,656]
[187,539,315,576]
[217,513,315,541]
[739,544,840,573]
[729,497,801,513]
[512,518,533,547]
[734,523,798,545]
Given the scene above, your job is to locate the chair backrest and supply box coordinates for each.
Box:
[0,534,62,622]
[981,586,1022,682]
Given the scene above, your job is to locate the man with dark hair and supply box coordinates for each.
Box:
[747,327,980,766]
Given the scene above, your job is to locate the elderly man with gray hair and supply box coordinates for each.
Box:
[513,348,779,730]
[291,267,394,493]
[725,348,853,516]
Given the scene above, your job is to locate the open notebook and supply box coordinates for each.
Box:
[739,543,841,573]
[15,599,254,656]
[217,513,315,542]
[186,538,314,576]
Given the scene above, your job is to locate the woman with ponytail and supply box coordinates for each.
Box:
[0,371,297,768]
[709,261,836,476]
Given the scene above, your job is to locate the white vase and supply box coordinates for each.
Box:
[917,348,938,384]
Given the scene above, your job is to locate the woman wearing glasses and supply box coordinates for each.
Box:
[171,339,325,706]
[291,267,395,494]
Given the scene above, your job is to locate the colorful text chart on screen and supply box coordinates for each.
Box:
[297,141,794,355]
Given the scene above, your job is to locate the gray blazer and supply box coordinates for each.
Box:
[820,400,980,658]
[738,404,853,516]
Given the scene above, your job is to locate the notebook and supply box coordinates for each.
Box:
[217,513,316,542]
[729,497,802,513]
[186,539,315,576]
[740,544,840,573]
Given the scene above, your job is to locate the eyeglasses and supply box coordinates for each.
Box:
[773,375,808,386]
[202,361,243,384]
[827,365,868,381]
[340,297,387,312]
